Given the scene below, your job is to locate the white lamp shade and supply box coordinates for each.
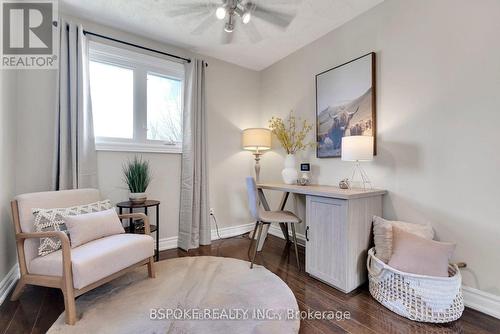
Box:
[242,128,271,151]
[341,136,374,161]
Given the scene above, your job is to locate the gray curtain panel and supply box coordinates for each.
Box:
[178,59,210,251]
[53,22,98,190]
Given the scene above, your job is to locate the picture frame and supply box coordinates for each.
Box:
[315,52,376,158]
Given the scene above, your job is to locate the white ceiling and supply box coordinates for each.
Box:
[60,0,383,71]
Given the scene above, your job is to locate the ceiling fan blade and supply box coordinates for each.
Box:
[243,21,263,43]
[252,4,296,28]
[191,13,217,35]
[256,0,302,4]
[166,5,211,17]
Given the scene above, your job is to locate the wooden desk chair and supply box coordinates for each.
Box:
[10,188,156,325]
[246,177,301,270]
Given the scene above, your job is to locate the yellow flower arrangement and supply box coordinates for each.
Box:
[268,111,314,154]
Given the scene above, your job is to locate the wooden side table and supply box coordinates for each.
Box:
[117,200,160,261]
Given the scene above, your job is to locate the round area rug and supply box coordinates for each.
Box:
[47,256,300,334]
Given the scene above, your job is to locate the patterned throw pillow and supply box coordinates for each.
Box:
[33,200,113,256]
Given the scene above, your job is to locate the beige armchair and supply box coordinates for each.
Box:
[10,189,156,325]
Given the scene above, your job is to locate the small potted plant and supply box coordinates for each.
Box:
[123,156,152,204]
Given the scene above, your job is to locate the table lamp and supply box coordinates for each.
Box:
[242,128,272,182]
[341,136,374,189]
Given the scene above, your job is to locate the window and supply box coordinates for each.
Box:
[89,41,184,153]
[90,62,134,139]
[147,73,183,143]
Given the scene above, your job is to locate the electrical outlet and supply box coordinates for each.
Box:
[209,208,215,215]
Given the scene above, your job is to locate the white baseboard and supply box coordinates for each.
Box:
[158,236,179,251]
[463,286,500,319]
[211,222,255,241]
[0,264,20,305]
[159,223,306,252]
[268,224,306,246]
[158,223,255,251]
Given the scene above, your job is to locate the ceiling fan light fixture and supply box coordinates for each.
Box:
[242,11,251,24]
[224,22,235,33]
[216,6,227,20]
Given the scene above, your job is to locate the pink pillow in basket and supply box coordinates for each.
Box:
[388,226,456,277]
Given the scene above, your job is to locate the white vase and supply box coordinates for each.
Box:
[281,154,298,185]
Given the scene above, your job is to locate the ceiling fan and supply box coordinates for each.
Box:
[166,0,299,44]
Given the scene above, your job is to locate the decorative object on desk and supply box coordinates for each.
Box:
[282,154,298,185]
[316,52,376,158]
[123,156,152,204]
[341,136,374,189]
[268,111,314,184]
[339,178,350,189]
[300,163,311,172]
[297,163,311,186]
[297,177,309,186]
[242,128,272,182]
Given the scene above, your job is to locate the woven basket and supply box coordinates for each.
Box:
[367,248,464,323]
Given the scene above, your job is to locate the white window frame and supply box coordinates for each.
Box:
[89,41,185,154]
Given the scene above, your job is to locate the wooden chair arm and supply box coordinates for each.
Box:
[17,231,70,246]
[118,213,151,235]
[16,231,72,280]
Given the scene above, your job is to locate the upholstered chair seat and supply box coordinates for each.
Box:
[259,210,301,224]
[29,234,154,289]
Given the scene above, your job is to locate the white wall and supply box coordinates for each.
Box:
[260,0,500,295]
[0,70,18,282]
[14,16,260,242]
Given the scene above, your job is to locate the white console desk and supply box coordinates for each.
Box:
[257,183,386,293]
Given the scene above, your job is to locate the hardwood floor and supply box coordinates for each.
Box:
[1,234,499,333]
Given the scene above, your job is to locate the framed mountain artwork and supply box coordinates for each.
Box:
[315,52,376,158]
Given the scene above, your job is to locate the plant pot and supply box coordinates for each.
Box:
[129,192,147,204]
[281,154,298,185]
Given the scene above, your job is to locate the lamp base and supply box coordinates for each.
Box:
[349,161,372,190]
[253,152,262,183]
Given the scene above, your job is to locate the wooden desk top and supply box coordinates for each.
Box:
[257,183,386,200]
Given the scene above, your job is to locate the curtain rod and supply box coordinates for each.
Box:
[83,30,192,64]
